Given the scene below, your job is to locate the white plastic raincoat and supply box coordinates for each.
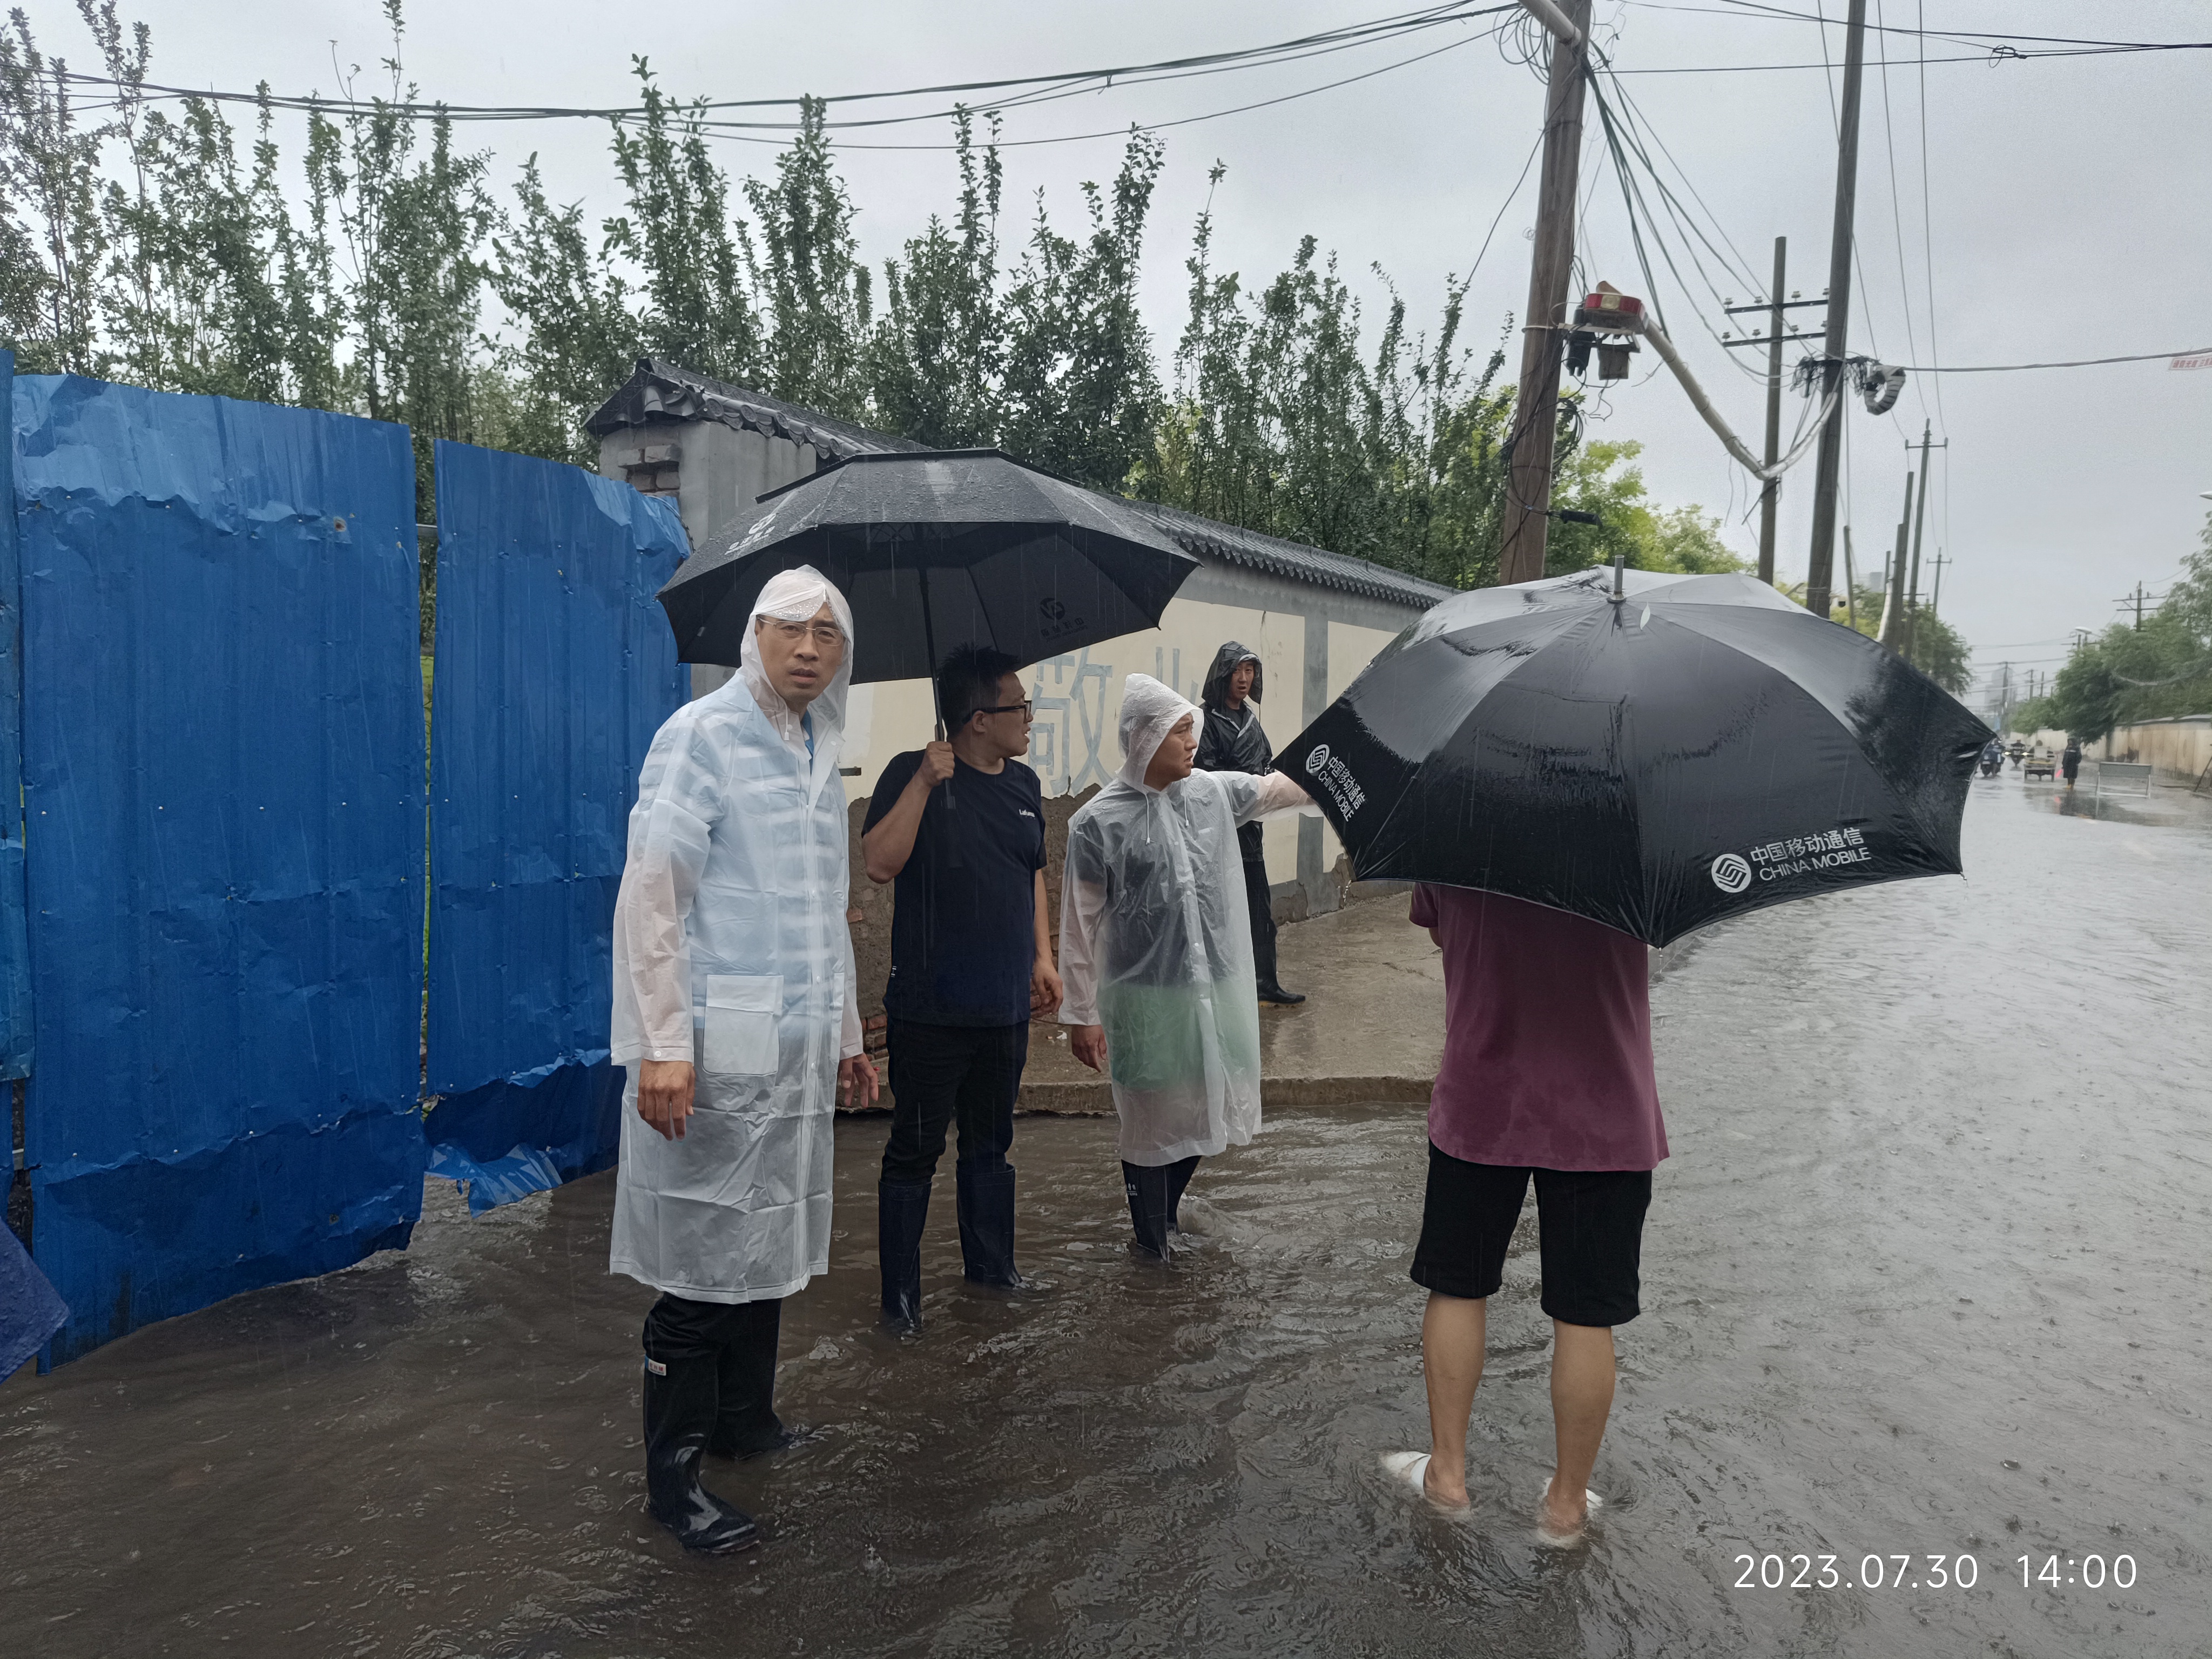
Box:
[1058,675,1311,1165]
[609,566,864,1304]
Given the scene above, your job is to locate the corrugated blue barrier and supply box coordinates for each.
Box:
[13,375,428,1365]
[0,352,33,1081]
[422,440,686,1213]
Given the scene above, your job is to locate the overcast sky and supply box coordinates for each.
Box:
[36,0,2212,693]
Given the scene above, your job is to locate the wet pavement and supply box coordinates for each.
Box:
[4,767,2209,1658]
[1018,884,1445,1108]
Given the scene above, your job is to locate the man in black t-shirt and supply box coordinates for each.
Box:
[861,646,1062,1332]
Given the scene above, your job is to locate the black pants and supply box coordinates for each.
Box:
[881,1018,1027,1185]
[642,1291,783,1454]
[1409,1143,1652,1327]
[1239,825,1280,991]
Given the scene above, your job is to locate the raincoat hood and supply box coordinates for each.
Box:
[737,564,856,752]
[1116,673,1203,792]
[1201,640,1264,710]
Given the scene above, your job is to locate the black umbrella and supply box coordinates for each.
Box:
[1278,563,1992,947]
[657,449,1200,704]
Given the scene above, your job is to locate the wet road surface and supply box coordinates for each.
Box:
[3,768,2208,1658]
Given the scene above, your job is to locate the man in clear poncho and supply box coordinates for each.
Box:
[1059,674,1312,1259]
[609,564,880,1556]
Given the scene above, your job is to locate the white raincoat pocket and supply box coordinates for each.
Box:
[702,974,783,1077]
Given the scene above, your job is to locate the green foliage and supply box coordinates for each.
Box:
[1774,574,1973,697]
[603,59,760,385]
[0,4,1750,599]
[486,155,637,466]
[1544,440,1748,579]
[996,129,1166,490]
[2027,512,2212,739]
[745,97,871,422]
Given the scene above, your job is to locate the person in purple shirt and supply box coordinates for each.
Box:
[1380,882,1665,1544]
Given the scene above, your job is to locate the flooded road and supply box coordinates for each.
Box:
[4,768,2208,1658]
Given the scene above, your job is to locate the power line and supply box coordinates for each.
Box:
[59,3,1517,131]
[1887,347,2212,373]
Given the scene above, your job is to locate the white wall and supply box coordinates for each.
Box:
[843,596,1316,886]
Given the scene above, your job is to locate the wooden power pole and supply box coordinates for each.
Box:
[1496,0,1594,586]
[1802,0,1870,618]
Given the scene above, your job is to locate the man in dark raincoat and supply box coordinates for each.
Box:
[1194,641,1304,1006]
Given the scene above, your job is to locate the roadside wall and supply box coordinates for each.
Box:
[2086,715,2210,781]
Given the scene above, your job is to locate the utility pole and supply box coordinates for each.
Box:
[1876,468,1912,650]
[1903,421,1941,663]
[1928,550,1949,613]
[1802,0,1870,619]
[1497,0,1594,586]
[1757,239,1786,585]
[1841,524,1859,629]
[1722,246,1827,586]
[2130,582,2148,629]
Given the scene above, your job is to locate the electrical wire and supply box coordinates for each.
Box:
[1872,0,1933,428]
[59,3,1516,131]
[1884,347,2212,373]
[1630,1,2212,54]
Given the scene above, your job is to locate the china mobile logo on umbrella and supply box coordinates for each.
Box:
[1713,827,1873,892]
[1302,743,1367,819]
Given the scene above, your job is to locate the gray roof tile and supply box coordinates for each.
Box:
[587,359,1453,611]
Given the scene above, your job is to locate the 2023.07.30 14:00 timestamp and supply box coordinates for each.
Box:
[1732,1554,2139,1591]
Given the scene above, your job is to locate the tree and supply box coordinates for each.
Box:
[0,1,1752,602]
[746,97,871,422]
[603,59,761,386]
[0,4,113,373]
[488,154,639,466]
[868,110,1004,450]
[999,129,1166,490]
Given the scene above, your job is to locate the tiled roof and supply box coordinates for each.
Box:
[587,360,1453,611]
[1117,498,1452,609]
[586,358,925,461]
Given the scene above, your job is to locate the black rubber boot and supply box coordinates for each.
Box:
[1122,1161,1174,1262]
[957,1163,1040,1290]
[1164,1154,1201,1234]
[643,1353,759,1554]
[708,1298,812,1460]
[879,1178,931,1332]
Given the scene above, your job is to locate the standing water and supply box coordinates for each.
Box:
[2,772,2206,1657]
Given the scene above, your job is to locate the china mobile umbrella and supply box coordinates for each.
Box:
[657,448,1201,710]
[1278,564,1993,947]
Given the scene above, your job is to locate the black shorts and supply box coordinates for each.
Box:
[1410,1142,1652,1327]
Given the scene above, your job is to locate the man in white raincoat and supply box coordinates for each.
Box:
[609,564,880,1556]
[1059,673,1312,1259]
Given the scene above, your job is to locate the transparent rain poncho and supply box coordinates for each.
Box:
[1059,674,1311,1165]
[609,565,863,1304]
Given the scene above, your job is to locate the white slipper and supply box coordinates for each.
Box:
[1534,1482,1604,1546]
[1380,1451,1432,1496]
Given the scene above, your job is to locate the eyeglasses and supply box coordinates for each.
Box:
[764,619,846,649]
[975,699,1033,719]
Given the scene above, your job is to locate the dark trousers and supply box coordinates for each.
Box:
[642,1291,784,1456]
[881,1018,1027,1184]
[1239,823,1281,992]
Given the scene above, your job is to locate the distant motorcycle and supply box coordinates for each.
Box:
[1979,754,2004,778]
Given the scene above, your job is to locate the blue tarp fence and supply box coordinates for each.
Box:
[422,441,685,1213]
[3,370,687,1366]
